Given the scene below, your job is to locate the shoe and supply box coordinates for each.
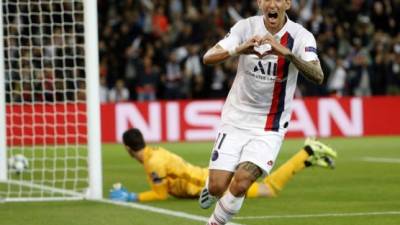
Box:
[198,187,216,209]
[304,138,337,169]
[306,155,336,168]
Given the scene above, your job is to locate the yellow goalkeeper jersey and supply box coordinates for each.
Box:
[137,146,208,202]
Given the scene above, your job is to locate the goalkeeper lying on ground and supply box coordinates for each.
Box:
[109,128,337,202]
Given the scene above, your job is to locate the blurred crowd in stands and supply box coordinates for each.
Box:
[3,0,400,103]
[3,1,86,103]
[97,0,400,102]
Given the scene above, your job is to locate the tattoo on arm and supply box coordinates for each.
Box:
[238,162,262,179]
[286,53,324,84]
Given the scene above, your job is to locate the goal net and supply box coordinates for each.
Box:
[0,0,102,201]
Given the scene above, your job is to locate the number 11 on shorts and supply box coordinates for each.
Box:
[213,133,227,150]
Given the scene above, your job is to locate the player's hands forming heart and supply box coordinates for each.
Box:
[260,34,291,57]
[235,35,264,58]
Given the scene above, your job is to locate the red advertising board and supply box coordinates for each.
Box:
[6,103,87,145]
[101,96,400,142]
[6,97,400,144]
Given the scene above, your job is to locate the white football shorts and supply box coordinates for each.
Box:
[208,124,284,176]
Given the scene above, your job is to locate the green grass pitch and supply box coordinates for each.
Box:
[1,137,400,225]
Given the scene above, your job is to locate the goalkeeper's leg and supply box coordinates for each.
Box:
[246,138,337,198]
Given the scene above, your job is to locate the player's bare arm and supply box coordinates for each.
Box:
[262,34,324,85]
[285,56,324,84]
[203,35,264,65]
[202,45,230,65]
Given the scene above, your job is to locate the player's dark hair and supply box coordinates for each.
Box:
[122,128,146,152]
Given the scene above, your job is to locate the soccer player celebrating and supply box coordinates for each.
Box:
[198,0,328,224]
[109,128,336,202]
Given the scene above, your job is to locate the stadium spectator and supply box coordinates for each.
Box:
[347,37,372,96]
[109,128,337,202]
[208,64,228,98]
[76,80,87,101]
[327,58,347,97]
[136,56,159,101]
[152,5,170,37]
[162,51,184,99]
[388,37,400,94]
[109,79,130,102]
[184,44,204,98]
[99,76,110,103]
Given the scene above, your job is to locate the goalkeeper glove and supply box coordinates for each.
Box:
[109,183,138,202]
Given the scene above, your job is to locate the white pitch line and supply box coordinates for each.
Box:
[361,157,400,164]
[234,211,400,220]
[97,199,244,225]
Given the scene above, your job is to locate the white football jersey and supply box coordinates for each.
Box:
[217,15,319,134]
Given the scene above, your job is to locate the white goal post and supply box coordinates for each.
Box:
[0,0,102,201]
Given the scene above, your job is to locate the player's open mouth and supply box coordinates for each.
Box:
[268,12,278,19]
[267,12,278,24]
